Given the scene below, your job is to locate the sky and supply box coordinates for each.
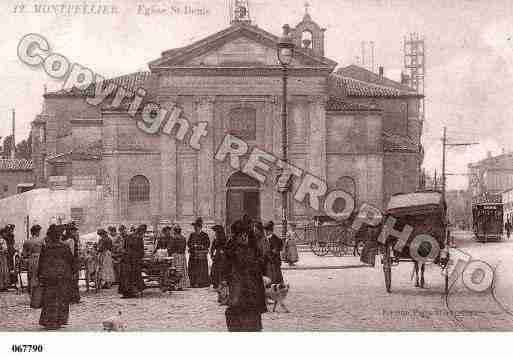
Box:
[0,0,512,190]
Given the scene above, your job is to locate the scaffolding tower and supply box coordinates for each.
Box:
[404,33,425,126]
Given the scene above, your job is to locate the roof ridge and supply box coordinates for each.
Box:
[45,71,151,96]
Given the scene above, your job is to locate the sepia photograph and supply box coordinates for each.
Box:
[1,0,513,353]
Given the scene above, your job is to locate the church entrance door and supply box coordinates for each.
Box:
[226,172,261,229]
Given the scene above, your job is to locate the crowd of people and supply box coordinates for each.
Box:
[0,215,299,332]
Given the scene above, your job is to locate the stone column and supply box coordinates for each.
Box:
[195,96,216,220]
[160,99,178,223]
[307,95,327,181]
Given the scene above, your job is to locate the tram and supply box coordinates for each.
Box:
[472,193,503,242]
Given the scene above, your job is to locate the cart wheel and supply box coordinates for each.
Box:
[310,239,330,256]
[382,244,392,293]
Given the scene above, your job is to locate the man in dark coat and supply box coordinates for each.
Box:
[118,225,146,298]
[263,221,283,284]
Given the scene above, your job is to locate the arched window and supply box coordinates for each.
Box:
[229,107,257,141]
[301,30,313,49]
[129,175,150,202]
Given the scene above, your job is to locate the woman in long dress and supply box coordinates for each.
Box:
[187,218,210,288]
[61,223,81,304]
[0,231,10,291]
[283,231,299,266]
[222,219,267,332]
[97,229,115,289]
[38,224,75,330]
[168,226,189,290]
[22,225,43,302]
[118,225,145,298]
[210,225,227,289]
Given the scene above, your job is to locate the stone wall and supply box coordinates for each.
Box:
[0,170,34,200]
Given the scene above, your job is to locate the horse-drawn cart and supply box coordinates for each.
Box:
[376,191,450,294]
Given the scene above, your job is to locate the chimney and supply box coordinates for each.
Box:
[378,66,384,80]
[487,151,492,158]
[282,24,291,36]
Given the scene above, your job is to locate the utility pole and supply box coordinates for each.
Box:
[442,126,446,201]
[11,108,16,160]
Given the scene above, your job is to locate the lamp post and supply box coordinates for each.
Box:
[277,28,295,242]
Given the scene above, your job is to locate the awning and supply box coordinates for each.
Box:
[17,183,34,187]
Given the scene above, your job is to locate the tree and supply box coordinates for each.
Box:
[15,135,32,160]
[1,134,32,160]
[2,135,13,159]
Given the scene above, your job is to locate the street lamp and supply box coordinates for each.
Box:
[277,27,295,242]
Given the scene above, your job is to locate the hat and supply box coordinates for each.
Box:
[192,217,203,227]
[263,221,274,231]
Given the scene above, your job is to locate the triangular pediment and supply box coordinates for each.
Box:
[149,23,337,70]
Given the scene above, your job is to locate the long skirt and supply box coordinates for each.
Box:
[225,308,262,332]
[0,253,9,290]
[99,251,115,285]
[39,279,71,329]
[172,253,189,290]
[118,259,144,297]
[69,270,80,304]
[283,240,299,264]
[27,254,40,296]
[188,253,210,288]
[210,252,226,288]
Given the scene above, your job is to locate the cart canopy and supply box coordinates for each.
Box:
[386,191,445,216]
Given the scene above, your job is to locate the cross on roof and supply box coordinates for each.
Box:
[304,1,310,14]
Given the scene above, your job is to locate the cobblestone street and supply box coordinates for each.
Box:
[2,234,513,331]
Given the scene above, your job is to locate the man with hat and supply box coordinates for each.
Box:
[187,218,211,288]
[263,221,284,284]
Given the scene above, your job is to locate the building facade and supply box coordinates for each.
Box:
[0,159,34,200]
[468,152,513,202]
[31,10,423,230]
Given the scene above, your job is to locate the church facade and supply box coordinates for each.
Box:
[31,10,423,230]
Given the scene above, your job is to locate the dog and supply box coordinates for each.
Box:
[263,276,290,313]
[102,311,126,332]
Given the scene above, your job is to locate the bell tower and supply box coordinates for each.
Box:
[230,0,251,25]
[290,2,326,57]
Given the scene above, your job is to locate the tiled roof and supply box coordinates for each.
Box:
[329,73,420,98]
[326,96,381,112]
[0,159,33,171]
[45,71,151,97]
[382,131,420,153]
[336,65,417,93]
